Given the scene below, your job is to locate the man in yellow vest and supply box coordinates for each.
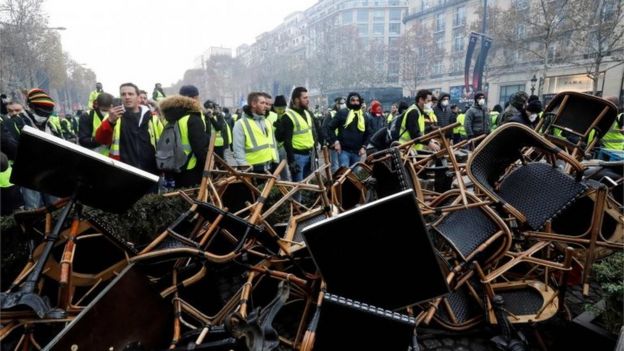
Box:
[95,83,162,178]
[395,89,440,152]
[152,83,166,101]
[232,92,278,173]
[159,93,210,188]
[276,87,316,182]
[79,92,113,155]
[597,96,624,160]
[87,82,103,110]
[326,92,373,168]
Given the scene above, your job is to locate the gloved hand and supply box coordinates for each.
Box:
[289,161,301,175]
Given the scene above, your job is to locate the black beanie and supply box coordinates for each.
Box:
[274,95,287,107]
[527,100,543,113]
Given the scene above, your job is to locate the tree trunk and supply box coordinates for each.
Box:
[592,58,601,96]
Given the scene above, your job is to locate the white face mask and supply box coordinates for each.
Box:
[339,103,346,110]
[478,99,486,106]
[529,113,538,122]
[441,100,449,107]
[424,102,433,110]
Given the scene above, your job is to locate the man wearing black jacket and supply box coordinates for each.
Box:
[159,94,210,188]
[79,92,113,155]
[326,92,372,168]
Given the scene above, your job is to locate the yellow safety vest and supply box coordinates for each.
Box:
[232,113,239,122]
[91,110,110,155]
[239,115,277,165]
[455,114,467,137]
[344,109,365,132]
[176,114,206,170]
[285,108,315,150]
[489,111,499,130]
[601,114,624,150]
[399,105,425,151]
[0,164,13,188]
[88,90,100,109]
[48,115,63,137]
[154,90,166,101]
[111,115,163,158]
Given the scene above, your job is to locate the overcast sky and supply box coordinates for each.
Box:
[44,0,317,94]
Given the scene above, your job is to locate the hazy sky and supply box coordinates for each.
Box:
[44,0,317,94]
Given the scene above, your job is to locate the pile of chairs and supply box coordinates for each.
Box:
[1,92,622,350]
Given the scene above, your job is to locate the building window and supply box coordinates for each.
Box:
[435,33,444,51]
[516,24,526,39]
[357,9,368,22]
[373,23,384,36]
[453,31,464,52]
[358,23,369,36]
[453,6,465,27]
[513,0,529,10]
[499,84,525,106]
[373,10,385,22]
[342,10,353,24]
[388,36,400,47]
[451,57,463,73]
[432,62,443,75]
[435,12,445,32]
[389,23,401,35]
[389,9,402,21]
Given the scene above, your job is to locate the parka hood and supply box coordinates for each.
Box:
[159,95,201,122]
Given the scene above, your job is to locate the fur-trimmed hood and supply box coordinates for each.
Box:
[159,95,202,122]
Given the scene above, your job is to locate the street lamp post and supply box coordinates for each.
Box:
[530,74,537,96]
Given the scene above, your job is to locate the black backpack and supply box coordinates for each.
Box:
[155,121,188,173]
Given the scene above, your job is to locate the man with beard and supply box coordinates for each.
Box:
[277,87,316,181]
[232,92,279,173]
[326,92,372,168]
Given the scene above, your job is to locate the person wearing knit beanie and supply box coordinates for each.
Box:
[27,88,55,118]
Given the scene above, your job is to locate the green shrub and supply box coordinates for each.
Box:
[589,251,624,334]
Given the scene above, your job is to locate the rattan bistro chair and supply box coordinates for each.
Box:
[467,123,588,231]
[540,91,618,161]
[430,190,512,273]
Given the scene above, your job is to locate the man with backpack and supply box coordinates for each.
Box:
[157,92,210,188]
[95,83,163,177]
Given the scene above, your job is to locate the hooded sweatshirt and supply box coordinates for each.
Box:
[326,92,372,153]
[367,100,386,135]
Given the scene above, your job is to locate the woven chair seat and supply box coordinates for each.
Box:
[498,162,587,230]
[435,207,498,260]
[436,282,483,324]
[155,236,195,251]
[498,288,544,316]
[87,214,138,254]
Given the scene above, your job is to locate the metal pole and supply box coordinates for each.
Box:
[483,0,487,34]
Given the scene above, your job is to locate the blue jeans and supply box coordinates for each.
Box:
[338,150,361,169]
[330,149,340,174]
[292,153,312,182]
[21,187,59,209]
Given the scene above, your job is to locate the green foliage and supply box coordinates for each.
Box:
[0,193,188,290]
[84,193,188,247]
[588,251,624,334]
